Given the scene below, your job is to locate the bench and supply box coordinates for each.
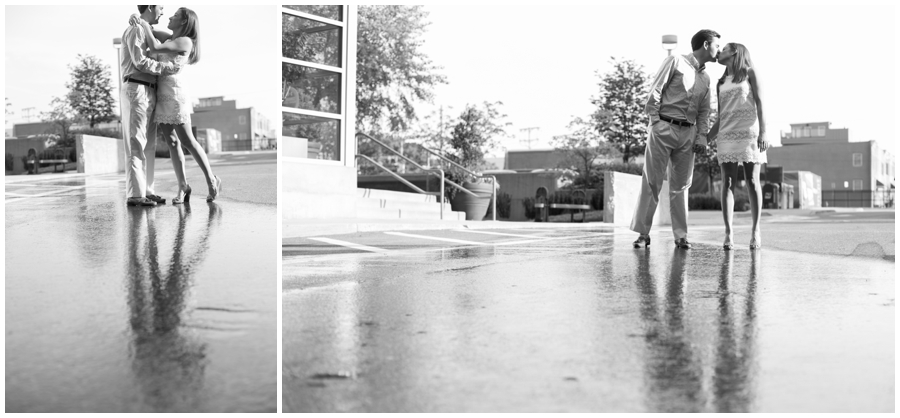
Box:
[26,159,70,173]
[533,188,592,222]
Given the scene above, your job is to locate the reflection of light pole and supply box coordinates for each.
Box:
[113,37,123,139]
[662,34,677,56]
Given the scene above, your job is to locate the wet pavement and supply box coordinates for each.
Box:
[6,152,276,412]
[283,217,894,412]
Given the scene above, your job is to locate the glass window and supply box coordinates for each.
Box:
[239,115,246,125]
[282,13,342,67]
[852,180,863,191]
[283,5,342,21]
[817,126,826,136]
[282,63,342,114]
[282,112,340,161]
[852,153,863,167]
[802,126,810,137]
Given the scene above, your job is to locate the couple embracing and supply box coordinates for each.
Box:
[631,29,769,251]
[121,5,221,207]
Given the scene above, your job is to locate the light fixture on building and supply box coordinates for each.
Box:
[662,34,677,56]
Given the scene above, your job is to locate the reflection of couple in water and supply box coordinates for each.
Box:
[125,202,221,410]
[634,250,760,412]
[121,5,221,207]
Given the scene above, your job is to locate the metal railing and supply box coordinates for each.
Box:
[355,133,444,219]
[822,190,895,208]
[355,132,497,221]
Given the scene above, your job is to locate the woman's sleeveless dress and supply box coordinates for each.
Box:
[716,75,766,164]
[154,53,192,125]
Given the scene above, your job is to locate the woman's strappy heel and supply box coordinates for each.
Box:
[749,230,762,249]
[207,175,221,202]
[173,185,192,205]
[723,233,734,250]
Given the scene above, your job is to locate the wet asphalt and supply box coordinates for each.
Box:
[5,152,276,412]
[283,214,894,412]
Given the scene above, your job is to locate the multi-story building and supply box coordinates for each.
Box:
[191,97,272,152]
[768,122,894,207]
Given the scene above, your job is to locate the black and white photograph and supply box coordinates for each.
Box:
[281,4,895,413]
[5,5,278,413]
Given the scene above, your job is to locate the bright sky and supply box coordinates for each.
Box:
[5,5,279,131]
[417,3,897,157]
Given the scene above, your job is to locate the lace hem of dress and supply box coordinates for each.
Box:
[156,114,190,125]
[719,130,758,141]
[718,150,767,163]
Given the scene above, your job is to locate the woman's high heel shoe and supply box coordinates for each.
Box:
[173,185,192,205]
[723,233,734,251]
[749,230,762,249]
[207,175,221,202]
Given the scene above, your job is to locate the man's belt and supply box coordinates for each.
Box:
[660,115,693,127]
[124,77,157,89]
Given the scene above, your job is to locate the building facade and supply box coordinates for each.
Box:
[192,97,272,152]
[768,122,894,207]
[281,5,358,220]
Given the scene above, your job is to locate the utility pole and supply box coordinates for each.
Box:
[22,107,36,123]
[519,127,540,149]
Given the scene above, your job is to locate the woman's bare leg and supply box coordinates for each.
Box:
[161,124,188,192]
[720,162,739,241]
[173,120,215,191]
[743,162,763,242]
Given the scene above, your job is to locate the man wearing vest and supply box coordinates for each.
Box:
[631,29,721,249]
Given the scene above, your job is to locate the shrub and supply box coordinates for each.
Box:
[689,190,752,212]
[484,191,511,219]
[522,197,536,220]
[590,190,603,210]
[6,153,13,172]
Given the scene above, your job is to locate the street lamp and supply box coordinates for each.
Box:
[662,34,677,56]
[113,37,123,139]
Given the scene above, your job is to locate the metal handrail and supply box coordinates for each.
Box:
[356,132,497,221]
[420,146,497,221]
[355,132,478,197]
[354,154,445,220]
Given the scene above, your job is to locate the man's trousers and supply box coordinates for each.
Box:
[121,82,158,199]
[630,120,696,240]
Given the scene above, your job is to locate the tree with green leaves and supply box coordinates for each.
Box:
[41,96,81,147]
[66,54,116,128]
[447,101,509,173]
[552,114,619,189]
[592,57,651,163]
[356,5,447,134]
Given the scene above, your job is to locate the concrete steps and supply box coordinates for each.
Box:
[356,188,464,221]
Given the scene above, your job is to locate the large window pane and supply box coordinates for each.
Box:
[282,13,342,67]
[283,5,342,22]
[282,112,340,160]
[282,63,342,114]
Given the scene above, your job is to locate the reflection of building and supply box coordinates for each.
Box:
[768,122,895,207]
[191,97,271,152]
[282,6,360,220]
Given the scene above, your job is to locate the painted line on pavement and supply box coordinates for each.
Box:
[308,237,390,253]
[384,231,486,246]
[455,229,547,239]
[284,231,617,266]
[5,179,125,204]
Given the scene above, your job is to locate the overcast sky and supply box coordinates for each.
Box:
[5,5,279,132]
[417,3,897,157]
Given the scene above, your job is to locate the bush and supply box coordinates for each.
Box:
[6,153,13,172]
[484,191,511,219]
[689,190,751,212]
[522,197,536,220]
[590,190,603,211]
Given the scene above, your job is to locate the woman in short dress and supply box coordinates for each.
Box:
[708,43,769,249]
[130,8,221,203]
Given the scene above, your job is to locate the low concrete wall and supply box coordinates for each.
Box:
[603,171,670,227]
[283,161,358,220]
[76,134,126,175]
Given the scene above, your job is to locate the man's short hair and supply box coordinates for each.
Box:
[691,29,721,51]
[137,5,154,14]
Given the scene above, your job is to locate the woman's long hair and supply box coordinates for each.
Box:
[725,42,753,84]
[177,7,201,64]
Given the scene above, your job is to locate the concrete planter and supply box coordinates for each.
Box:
[451,181,493,221]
